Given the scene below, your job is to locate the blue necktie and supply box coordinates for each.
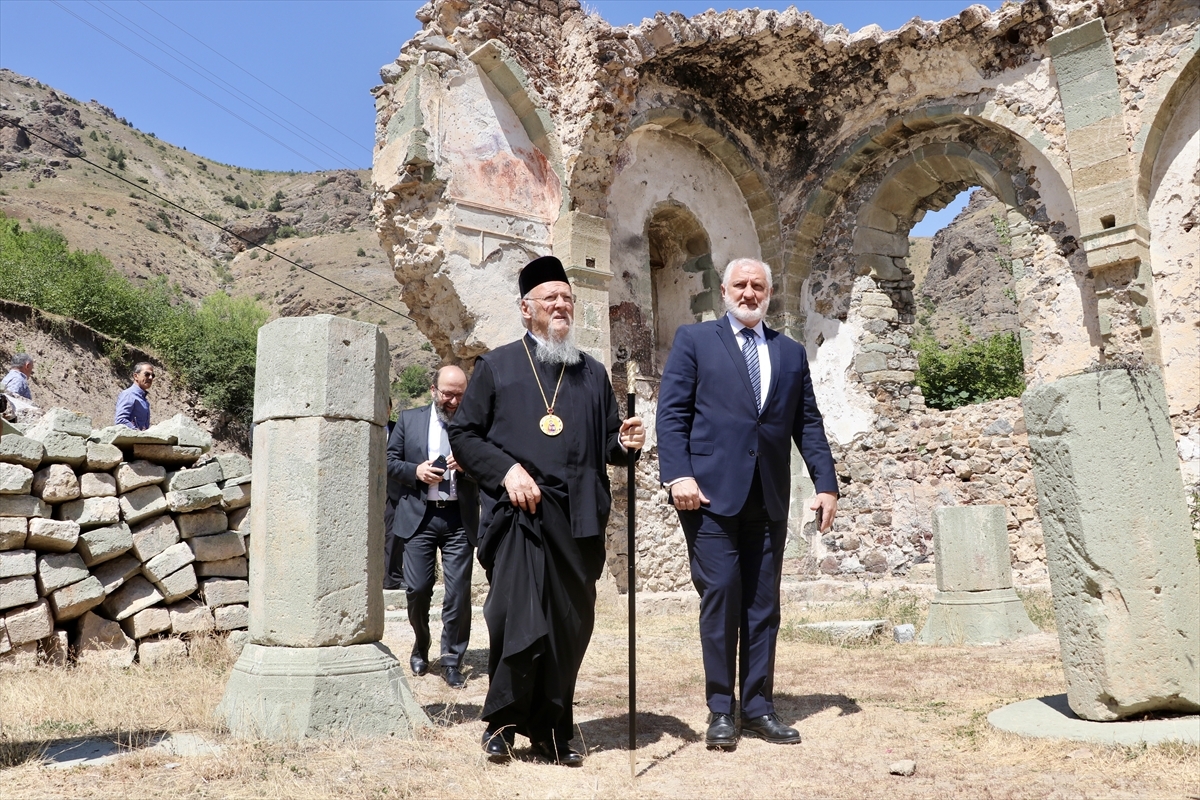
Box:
[741,328,761,412]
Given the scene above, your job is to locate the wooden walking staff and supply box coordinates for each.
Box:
[625,359,638,779]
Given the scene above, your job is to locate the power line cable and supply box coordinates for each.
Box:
[48,0,331,172]
[136,0,372,158]
[89,0,362,170]
[0,116,415,325]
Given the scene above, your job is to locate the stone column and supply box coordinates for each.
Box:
[218,315,428,740]
[554,211,614,369]
[919,505,1038,646]
[1023,368,1200,721]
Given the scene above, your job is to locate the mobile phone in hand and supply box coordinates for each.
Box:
[431,455,448,471]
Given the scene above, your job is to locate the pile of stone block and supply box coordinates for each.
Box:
[0,408,251,668]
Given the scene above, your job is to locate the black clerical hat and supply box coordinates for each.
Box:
[519,255,569,296]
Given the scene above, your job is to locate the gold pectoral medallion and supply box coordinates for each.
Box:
[539,413,564,436]
[523,337,567,438]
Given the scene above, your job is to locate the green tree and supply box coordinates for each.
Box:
[398,364,430,398]
[914,330,1026,411]
[0,212,267,424]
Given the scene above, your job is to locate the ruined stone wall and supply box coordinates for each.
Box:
[374,0,1199,588]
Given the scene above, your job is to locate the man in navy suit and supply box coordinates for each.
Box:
[657,257,838,749]
[387,365,480,689]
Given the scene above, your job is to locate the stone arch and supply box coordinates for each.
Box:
[646,200,717,371]
[605,123,762,377]
[1135,47,1200,214]
[1142,50,1199,415]
[795,110,1093,422]
[623,106,783,277]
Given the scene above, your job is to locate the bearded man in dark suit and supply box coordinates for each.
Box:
[387,365,479,689]
[657,257,839,750]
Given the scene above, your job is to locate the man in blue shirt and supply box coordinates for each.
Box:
[114,362,154,430]
[1,354,34,400]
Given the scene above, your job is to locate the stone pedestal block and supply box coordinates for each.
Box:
[48,576,104,621]
[248,417,385,647]
[933,506,1013,591]
[85,443,123,471]
[252,315,388,425]
[0,463,34,495]
[919,505,1036,646]
[58,496,120,529]
[1023,369,1200,721]
[118,486,168,525]
[26,519,79,552]
[218,643,428,740]
[919,588,1040,645]
[115,461,165,493]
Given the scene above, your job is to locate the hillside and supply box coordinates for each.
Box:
[0,298,244,450]
[0,69,435,387]
[908,189,1021,343]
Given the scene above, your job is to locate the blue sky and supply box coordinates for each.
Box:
[0,0,994,231]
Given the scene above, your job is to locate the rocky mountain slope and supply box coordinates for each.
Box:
[0,69,435,387]
[909,188,1021,343]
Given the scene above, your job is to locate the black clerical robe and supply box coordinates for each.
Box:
[448,333,633,742]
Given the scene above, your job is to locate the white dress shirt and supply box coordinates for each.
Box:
[426,409,457,501]
[727,312,772,411]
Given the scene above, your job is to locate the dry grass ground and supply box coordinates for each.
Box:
[1,584,1196,799]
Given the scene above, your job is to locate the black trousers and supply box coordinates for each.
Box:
[384,496,405,590]
[678,470,787,719]
[404,503,474,668]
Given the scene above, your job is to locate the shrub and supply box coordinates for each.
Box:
[0,212,267,424]
[356,247,366,257]
[397,364,430,398]
[275,225,297,239]
[914,331,1026,410]
[267,192,283,212]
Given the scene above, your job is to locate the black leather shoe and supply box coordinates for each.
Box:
[410,651,429,676]
[530,739,584,766]
[705,712,738,749]
[443,666,466,688]
[741,713,801,744]
[482,729,513,762]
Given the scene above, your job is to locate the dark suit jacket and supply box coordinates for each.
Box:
[657,315,838,520]
[386,403,480,546]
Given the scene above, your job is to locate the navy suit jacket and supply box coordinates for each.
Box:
[386,403,480,546]
[657,316,838,520]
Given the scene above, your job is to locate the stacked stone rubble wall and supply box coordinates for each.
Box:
[0,409,250,668]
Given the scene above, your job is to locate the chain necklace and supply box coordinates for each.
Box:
[522,337,566,436]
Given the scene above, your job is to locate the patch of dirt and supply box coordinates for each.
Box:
[0,580,1194,799]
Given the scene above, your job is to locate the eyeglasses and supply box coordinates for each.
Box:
[140,373,156,380]
[433,387,463,400]
[527,292,576,307]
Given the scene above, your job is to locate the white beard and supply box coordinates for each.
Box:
[533,328,582,366]
[724,295,767,327]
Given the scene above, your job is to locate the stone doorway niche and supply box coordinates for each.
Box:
[646,200,717,373]
[800,116,1095,421]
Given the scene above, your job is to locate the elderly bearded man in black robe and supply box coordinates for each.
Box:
[448,255,645,766]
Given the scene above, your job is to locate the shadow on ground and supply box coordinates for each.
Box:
[774,692,863,723]
[0,729,172,770]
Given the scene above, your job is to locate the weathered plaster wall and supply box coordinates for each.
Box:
[607,126,760,372]
[1148,76,1199,415]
